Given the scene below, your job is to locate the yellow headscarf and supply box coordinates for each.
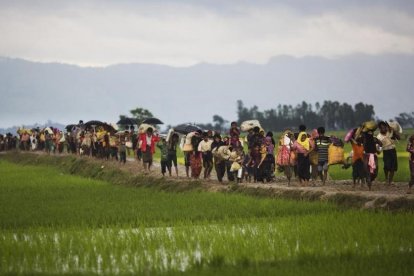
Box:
[297,132,310,151]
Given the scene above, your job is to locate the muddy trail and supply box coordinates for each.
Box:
[1,151,413,211]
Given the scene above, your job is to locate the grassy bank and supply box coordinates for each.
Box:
[0,157,414,275]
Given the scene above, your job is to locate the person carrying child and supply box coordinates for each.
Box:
[291,125,313,186]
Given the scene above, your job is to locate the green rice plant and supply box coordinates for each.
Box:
[0,159,413,275]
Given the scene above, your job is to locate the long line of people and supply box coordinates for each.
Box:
[1,119,413,193]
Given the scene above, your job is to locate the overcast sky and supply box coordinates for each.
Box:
[1,0,414,67]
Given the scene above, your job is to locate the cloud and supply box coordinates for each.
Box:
[0,1,413,66]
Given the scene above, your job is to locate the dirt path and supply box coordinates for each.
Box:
[2,151,414,210]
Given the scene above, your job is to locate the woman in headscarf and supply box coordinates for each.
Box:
[292,131,313,185]
[276,129,294,185]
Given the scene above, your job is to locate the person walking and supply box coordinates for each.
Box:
[167,133,179,177]
[315,127,331,185]
[406,135,414,194]
[138,127,160,172]
[211,134,226,182]
[377,121,400,185]
[292,130,312,186]
[198,132,213,179]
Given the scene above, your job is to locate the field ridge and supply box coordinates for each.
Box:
[1,152,413,211]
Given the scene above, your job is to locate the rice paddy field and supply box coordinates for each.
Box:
[0,158,414,275]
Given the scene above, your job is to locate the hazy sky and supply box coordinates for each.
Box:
[1,0,414,66]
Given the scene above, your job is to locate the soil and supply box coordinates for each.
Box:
[2,151,413,210]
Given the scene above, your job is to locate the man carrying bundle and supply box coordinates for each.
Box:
[377,121,400,185]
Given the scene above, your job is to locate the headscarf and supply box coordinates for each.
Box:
[297,131,310,151]
[265,136,274,154]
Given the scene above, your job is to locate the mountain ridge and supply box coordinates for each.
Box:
[1,54,413,128]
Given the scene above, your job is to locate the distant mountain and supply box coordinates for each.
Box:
[0,54,413,128]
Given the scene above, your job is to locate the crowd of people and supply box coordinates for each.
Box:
[1,119,413,194]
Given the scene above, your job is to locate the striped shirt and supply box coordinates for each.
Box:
[315,136,331,162]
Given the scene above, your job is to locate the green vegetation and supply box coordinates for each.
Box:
[0,159,413,275]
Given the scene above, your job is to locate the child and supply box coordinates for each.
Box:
[167,133,179,177]
[229,121,241,148]
[350,135,366,188]
[249,144,261,183]
[243,153,253,183]
[109,134,118,161]
[407,135,414,194]
[118,140,127,164]
[362,131,382,190]
[234,147,245,183]
[315,127,331,185]
[157,138,170,177]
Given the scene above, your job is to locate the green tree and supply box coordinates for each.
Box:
[129,108,154,124]
[354,103,375,125]
[213,115,228,133]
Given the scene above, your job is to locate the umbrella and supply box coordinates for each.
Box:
[142,117,164,125]
[65,124,77,132]
[173,124,202,135]
[117,117,138,125]
[84,120,105,127]
[84,120,116,133]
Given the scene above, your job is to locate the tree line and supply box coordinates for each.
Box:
[121,101,414,133]
[236,100,376,131]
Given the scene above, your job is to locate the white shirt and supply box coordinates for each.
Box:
[283,135,292,149]
[198,140,213,152]
[377,131,395,151]
[146,135,152,146]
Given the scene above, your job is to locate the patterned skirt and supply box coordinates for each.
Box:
[190,153,202,178]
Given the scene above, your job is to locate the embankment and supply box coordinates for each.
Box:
[1,152,413,211]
